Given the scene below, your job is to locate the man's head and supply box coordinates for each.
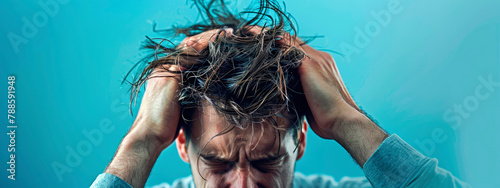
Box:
[176,101,307,187]
[171,23,309,187]
[127,0,311,187]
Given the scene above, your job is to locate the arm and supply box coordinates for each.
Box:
[102,121,166,187]
[277,33,387,167]
[92,65,183,188]
[91,28,234,188]
[330,110,388,167]
[277,33,469,187]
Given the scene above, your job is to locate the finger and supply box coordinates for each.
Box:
[243,25,269,35]
[204,27,233,42]
[185,37,200,48]
[276,32,321,60]
[331,62,359,110]
[275,33,311,65]
[179,28,233,53]
[149,64,183,80]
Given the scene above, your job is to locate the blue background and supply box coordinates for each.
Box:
[1,0,499,187]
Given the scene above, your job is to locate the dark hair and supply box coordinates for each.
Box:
[124,0,311,178]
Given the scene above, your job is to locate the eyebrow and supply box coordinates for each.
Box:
[200,154,234,163]
[250,153,287,163]
[200,153,287,163]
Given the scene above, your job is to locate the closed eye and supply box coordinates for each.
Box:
[251,155,286,172]
[201,155,235,174]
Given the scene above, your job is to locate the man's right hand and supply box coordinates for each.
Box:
[123,27,235,150]
[103,65,183,188]
[103,27,234,188]
[126,64,183,150]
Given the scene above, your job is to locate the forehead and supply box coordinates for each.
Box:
[188,104,296,158]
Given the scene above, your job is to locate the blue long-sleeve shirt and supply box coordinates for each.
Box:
[90,134,470,187]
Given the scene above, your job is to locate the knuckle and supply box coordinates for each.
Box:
[320,51,334,61]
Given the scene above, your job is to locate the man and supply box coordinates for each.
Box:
[91,1,469,187]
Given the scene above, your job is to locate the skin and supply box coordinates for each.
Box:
[104,26,388,188]
[176,103,306,188]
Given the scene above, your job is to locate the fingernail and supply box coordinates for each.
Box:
[186,38,198,46]
[224,28,233,36]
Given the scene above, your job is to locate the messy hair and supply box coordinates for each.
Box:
[124,0,311,167]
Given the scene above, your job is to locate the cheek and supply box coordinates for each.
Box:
[249,166,293,187]
[196,171,232,188]
[262,157,296,186]
[278,158,296,180]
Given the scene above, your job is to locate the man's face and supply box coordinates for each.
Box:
[176,104,306,188]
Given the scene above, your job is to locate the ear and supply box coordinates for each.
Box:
[176,129,190,163]
[296,120,307,161]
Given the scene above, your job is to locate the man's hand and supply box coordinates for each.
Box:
[129,64,184,148]
[104,64,183,188]
[277,34,360,139]
[277,33,388,167]
[103,28,234,188]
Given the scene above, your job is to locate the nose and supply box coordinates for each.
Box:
[229,169,257,188]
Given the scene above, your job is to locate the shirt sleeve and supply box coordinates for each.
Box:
[89,172,195,188]
[362,134,471,188]
[90,173,133,188]
[293,172,372,188]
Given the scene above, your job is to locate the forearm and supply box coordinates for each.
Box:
[104,128,164,188]
[332,107,388,167]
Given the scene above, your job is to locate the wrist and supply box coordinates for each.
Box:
[330,106,365,140]
[104,130,164,187]
[324,100,362,139]
[128,114,176,151]
[331,110,388,166]
[331,109,387,142]
[123,126,170,154]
